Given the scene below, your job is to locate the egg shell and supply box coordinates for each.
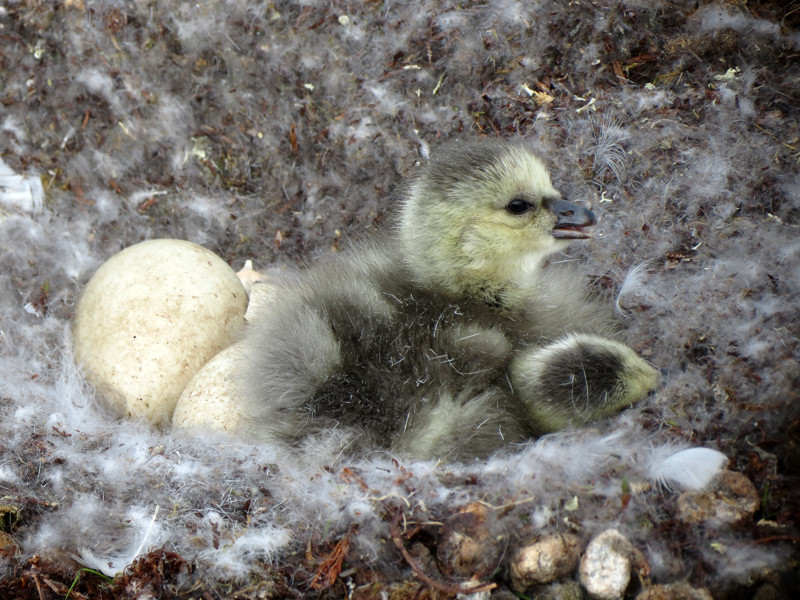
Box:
[73,239,248,426]
[244,280,280,322]
[172,343,245,433]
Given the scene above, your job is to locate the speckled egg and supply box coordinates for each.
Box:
[73,239,248,426]
[172,343,246,433]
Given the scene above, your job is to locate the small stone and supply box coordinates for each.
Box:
[636,582,714,600]
[509,533,581,592]
[531,580,584,600]
[437,502,501,579]
[677,470,759,525]
[579,529,634,600]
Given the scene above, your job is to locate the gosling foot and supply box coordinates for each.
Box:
[510,334,660,433]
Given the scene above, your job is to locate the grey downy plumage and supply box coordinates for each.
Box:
[241,139,659,460]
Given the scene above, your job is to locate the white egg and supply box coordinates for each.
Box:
[73,239,248,426]
[172,343,245,432]
[171,266,281,434]
[235,260,282,322]
[243,280,280,322]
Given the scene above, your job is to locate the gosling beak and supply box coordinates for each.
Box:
[549,199,596,239]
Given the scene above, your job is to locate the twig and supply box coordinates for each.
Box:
[31,573,46,600]
[476,495,536,512]
[752,535,800,544]
[753,122,797,151]
[390,508,496,596]
[369,492,411,507]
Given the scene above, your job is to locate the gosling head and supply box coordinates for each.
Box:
[398,139,596,305]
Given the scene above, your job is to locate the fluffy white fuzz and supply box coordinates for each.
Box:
[649,447,729,491]
[74,506,162,578]
[0,158,44,214]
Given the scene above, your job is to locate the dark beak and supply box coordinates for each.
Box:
[549,199,596,240]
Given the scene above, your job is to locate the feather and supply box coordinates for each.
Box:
[73,505,161,578]
[649,447,728,491]
[0,157,44,214]
[615,261,653,315]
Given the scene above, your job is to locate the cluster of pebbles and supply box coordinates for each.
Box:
[420,471,762,600]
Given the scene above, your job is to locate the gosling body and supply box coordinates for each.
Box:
[243,140,658,459]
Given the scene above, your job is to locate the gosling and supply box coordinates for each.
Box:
[242,139,659,460]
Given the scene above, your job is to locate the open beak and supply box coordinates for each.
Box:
[549,199,596,240]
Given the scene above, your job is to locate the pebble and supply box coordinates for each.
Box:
[677,470,759,525]
[437,502,501,579]
[636,582,713,600]
[579,529,634,599]
[509,533,581,592]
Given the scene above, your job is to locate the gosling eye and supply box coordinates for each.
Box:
[506,198,534,215]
